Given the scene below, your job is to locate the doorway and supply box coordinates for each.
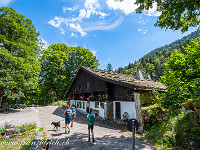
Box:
[115,102,121,119]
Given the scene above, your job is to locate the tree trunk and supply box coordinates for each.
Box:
[0,90,3,109]
[56,91,60,101]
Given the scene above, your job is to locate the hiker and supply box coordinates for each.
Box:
[87,108,95,143]
[71,106,76,127]
[64,105,72,134]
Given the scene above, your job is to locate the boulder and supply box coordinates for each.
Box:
[5,128,15,135]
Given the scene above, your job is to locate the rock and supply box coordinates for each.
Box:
[5,128,15,135]
[8,123,14,128]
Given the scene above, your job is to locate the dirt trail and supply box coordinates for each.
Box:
[0,106,155,150]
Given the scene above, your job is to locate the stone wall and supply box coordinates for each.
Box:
[106,101,113,120]
[134,92,143,132]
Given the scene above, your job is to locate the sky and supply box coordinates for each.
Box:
[1,0,197,70]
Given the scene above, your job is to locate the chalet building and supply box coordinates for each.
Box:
[65,66,166,128]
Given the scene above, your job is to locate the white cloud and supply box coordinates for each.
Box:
[145,3,161,16]
[84,17,123,31]
[91,49,97,56]
[106,0,161,16]
[63,6,78,13]
[70,32,78,37]
[137,28,147,34]
[60,28,66,35]
[106,0,138,15]
[48,0,112,37]
[0,0,14,6]
[143,30,147,34]
[69,23,86,36]
[48,16,65,27]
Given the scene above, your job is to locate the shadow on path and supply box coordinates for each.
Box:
[48,132,154,150]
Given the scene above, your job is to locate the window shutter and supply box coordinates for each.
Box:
[80,102,81,108]
[102,102,104,109]
[77,102,78,108]
[95,102,97,108]
[83,102,85,109]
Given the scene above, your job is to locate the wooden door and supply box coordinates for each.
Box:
[116,102,121,119]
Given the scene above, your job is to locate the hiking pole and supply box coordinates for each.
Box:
[132,120,135,150]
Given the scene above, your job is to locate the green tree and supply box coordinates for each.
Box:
[0,7,41,107]
[40,43,99,102]
[107,63,113,71]
[134,0,200,32]
[160,37,200,113]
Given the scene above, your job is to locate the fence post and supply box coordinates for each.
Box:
[132,120,135,150]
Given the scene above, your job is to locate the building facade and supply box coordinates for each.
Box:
[65,66,166,128]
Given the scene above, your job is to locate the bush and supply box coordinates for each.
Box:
[141,104,169,126]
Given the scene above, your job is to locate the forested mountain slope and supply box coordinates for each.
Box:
[117,30,200,81]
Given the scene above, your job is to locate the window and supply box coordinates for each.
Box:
[83,102,85,109]
[95,102,99,108]
[73,86,76,92]
[78,85,82,91]
[100,102,104,109]
[87,82,91,90]
[79,102,82,108]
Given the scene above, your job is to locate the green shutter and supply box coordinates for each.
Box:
[77,102,78,108]
[95,102,97,108]
[83,102,85,109]
[102,102,104,109]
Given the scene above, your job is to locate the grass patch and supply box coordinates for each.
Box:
[0,133,36,150]
[50,100,68,107]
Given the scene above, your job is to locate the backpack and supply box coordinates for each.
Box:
[88,113,95,125]
[72,109,76,117]
[65,109,71,118]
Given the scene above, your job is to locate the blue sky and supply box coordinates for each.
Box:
[1,0,196,70]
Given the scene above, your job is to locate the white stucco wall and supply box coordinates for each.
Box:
[70,100,105,118]
[113,101,136,120]
[70,100,87,112]
[89,101,105,119]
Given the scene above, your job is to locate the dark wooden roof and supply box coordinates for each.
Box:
[65,66,166,97]
[80,66,166,91]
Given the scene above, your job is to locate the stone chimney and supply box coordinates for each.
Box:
[136,69,144,80]
[145,73,152,80]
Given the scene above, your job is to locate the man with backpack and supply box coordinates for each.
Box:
[64,105,72,134]
[87,108,95,143]
[71,106,76,127]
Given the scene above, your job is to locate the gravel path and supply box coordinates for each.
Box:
[0,106,155,150]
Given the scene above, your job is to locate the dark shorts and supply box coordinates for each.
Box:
[88,124,94,130]
[65,118,71,124]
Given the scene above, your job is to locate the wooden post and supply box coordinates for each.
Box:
[132,120,135,150]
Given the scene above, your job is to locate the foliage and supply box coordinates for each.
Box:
[141,103,168,126]
[160,37,200,112]
[0,133,36,150]
[51,100,68,107]
[134,0,200,33]
[107,63,113,71]
[0,7,41,107]
[142,36,200,149]
[117,30,200,81]
[175,112,200,149]
[40,43,99,102]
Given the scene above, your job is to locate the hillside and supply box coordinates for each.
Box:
[117,30,200,81]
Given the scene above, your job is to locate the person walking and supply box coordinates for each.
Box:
[87,108,95,143]
[71,106,76,127]
[64,105,72,134]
